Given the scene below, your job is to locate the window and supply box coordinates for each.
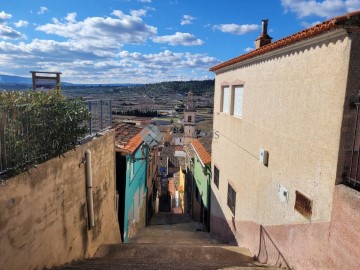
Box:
[188,115,192,122]
[232,86,244,117]
[214,165,219,188]
[227,183,236,215]
[221,86,230,113]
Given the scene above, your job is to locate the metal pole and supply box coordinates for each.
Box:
[88,102,92,135]
[109,100,112,126]
[100,100,103,131]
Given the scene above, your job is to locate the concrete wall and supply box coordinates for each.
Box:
[211,28,359,269]
[0,130,120,270]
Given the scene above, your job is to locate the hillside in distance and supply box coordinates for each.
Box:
[0,74,32,84]
[117,80,215,96]
[0,74,214,96]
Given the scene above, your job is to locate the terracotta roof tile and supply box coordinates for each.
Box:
[159,145,180,168]
[191,138,212,165]
[183,143,195,159]
[210,11,360,72]
[113,123,144,155]
[175,145,184,151]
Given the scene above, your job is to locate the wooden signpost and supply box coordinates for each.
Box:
[30,71,62,90]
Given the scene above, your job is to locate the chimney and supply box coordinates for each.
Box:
[255,19,272,49]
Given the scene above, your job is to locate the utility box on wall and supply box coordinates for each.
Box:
[278,184,288,203]
[259,149,269,166]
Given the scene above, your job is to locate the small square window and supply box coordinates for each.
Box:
[227,183,236,215]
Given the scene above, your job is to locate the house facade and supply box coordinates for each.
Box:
[143,125,162,223]
[114,123,148,243]
[191,137,212,231]
[210,12,360,269]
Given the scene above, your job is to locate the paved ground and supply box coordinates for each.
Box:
[49,213,281,269]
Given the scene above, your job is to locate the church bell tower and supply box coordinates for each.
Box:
[184,91,196,143]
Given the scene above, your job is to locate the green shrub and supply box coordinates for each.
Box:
[0,90,91,177]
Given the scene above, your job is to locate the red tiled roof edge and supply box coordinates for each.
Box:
[192,139,211,165]
[115,129,144,155]
[210,11,360,72]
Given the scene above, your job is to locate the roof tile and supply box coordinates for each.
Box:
[210,11,360,72]
[191,138,212,165]
[113,123,144,155]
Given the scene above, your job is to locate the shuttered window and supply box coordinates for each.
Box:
[222,86,230,113]
[233,86,244,117]
[295,191,312,219]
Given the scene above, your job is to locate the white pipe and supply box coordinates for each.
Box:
[85,149,95,227]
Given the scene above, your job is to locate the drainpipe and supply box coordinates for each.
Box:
[85,149,95,227]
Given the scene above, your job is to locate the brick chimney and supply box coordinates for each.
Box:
[255,19,272,49]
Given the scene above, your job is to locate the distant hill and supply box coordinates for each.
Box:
[119,80,215,95]
[0,74,32,84]
[0,74,138,88]
[0,74,214,95]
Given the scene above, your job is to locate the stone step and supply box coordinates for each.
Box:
[47,213,281,270]
[53,243,279,270]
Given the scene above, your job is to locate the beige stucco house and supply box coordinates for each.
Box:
[210,11,360,270]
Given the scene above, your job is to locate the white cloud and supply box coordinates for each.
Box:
[36,10,157,50]
[38,7,48,15]
[244,47,254,53]
[138,0,152,2]
[65,13,77,23]
[0,25,25,39]
[281,0,360,18]
[301,20,322,28]
[130,9,148,17]
[181,15,196,25]
[0,11,12,24]
[0,9,218,84]
[213,23,259,35]
[153,32,204,46]
[14,20,29,28]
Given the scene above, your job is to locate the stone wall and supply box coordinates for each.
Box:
[0,130,120,270]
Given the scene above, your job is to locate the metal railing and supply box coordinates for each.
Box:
[256,225,291,269]
[85,99,112,135]
[0,99,113,175]
[344,103,360,191]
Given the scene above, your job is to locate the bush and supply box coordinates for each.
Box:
[0,90,91,177]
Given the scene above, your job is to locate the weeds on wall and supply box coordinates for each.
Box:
[0,90,91,178]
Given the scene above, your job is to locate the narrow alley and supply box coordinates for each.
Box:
[49,212,280,269]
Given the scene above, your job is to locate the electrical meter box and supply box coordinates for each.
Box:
[278,184,288,203]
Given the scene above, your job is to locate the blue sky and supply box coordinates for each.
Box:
[1,0,360,84]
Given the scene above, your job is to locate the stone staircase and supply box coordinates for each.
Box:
[49,213,280,269]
